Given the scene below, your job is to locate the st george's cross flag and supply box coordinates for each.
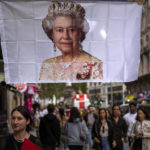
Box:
[0,0,142,83]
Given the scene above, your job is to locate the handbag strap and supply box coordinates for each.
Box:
[133,121,138,133]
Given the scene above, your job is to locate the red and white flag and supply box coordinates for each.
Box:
[74,94,90,109]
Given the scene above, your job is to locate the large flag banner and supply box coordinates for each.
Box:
[0,0,142,83]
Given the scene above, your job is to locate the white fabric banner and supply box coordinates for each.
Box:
[0,0,142,83]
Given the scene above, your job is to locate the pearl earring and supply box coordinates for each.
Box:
[53,43,56,52]
[80,44,83,51]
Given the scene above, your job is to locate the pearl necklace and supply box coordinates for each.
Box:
[60,51,81,78]
[14,133,29,143]
[14,136,25,143]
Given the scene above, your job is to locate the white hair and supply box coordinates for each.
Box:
[42,1,89,41]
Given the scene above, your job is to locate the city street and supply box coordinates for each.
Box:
[0,0,150,150]
[30,127,131,150]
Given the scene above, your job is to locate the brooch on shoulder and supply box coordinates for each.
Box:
[76,62,95,80]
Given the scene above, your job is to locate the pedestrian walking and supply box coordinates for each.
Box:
[57,108,69,150]
[33,106,41,137]
[111,105,128,150]
[92,108,116,150]
[106,109,111,121]
[64,107,89,150]
[4,106,42,150]
[39,106,48,118]
[39,104,60,150]
[130,107,150,150]
[54,107,60,117]
[84,105,98,150]
[123,102,137,147]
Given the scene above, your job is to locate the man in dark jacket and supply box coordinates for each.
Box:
[111,105,128,150]
[39,104,60,150]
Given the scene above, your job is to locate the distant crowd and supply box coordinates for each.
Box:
[4,102,150,150]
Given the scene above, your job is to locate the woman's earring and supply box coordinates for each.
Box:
[53,43,56,52]
[79,44,83,51]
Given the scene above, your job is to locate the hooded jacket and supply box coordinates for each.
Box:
[39,113,60,147]
[64,118,89,146]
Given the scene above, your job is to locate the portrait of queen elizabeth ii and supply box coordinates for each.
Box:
[39,1,103,81]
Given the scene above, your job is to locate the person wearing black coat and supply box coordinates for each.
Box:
[39,104,60,150]
[5,134,42,150]
[4,106,42,150]
[92,108,116,150]
[111,105,128,150]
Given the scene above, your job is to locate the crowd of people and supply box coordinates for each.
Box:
[4,102,150,150]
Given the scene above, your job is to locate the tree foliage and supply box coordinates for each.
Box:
[72,83,87,93]
[40,83,87,99]
[40,83,66,99]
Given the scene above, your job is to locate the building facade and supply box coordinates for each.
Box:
[126,0,150,98]
[87,82,126,107]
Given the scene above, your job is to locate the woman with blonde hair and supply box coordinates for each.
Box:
[39,1,103,81]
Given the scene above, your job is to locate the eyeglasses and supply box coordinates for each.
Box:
[54,27,77,33]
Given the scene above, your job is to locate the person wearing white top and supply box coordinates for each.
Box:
[123,102,137,147]
[39,106,48,118]
[130,107,150,150]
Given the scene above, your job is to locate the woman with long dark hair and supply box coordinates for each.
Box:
[4,106,42,150]
[64,107,88,150]
[92,108,116,150]
[130,107,150,150]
